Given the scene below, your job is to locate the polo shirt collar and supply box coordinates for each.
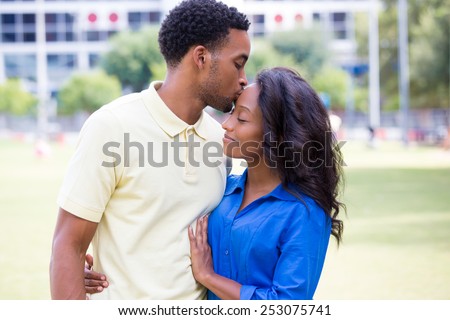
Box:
[224,169,301,202]
[143,81,209,140]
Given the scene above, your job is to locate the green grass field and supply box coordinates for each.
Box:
[315,142,450,299]
[1,138,449,299]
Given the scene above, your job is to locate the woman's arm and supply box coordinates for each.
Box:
[190,206,330,300]
[188,216,242,300]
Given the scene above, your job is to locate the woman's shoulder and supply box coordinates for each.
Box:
[282,189,329,224]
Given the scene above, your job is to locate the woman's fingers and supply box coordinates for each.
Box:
[188,224,195,245]
[188,215,209,249]
[196,217,204,244]
[202,215,209,242]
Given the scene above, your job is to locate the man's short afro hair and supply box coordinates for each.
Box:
[158,0,250,67]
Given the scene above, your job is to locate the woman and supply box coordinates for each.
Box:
[85,67,344,299]
[188,67,344,300]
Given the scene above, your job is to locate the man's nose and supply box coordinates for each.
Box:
[239,71,248,87]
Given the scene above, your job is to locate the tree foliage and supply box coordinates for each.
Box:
[0,78,37,115]
[269,26,329,77]
[356,0,449,110]
[245,39,304,82]
[312,65,349,110]
[57,70,122,115]
[409,1,449,108]
[101,26,164,92]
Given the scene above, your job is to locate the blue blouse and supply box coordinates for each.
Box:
[207,171,331,300]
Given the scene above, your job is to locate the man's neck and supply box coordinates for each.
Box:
[156,71,205,125]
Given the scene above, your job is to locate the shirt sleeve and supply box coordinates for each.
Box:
[240,204,331,300]
[57,109,123,222]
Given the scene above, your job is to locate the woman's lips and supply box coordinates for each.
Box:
[223,134,237,143]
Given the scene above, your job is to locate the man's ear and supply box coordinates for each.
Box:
[192,45,208,69]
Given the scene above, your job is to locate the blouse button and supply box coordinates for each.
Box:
[225,250,229,255]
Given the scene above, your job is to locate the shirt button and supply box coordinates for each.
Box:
[225,250,229,255]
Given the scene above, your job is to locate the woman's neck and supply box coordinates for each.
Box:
[245,163,281,194]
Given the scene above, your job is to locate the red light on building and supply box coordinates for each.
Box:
[109,13,118,23]
[88,13,97,23]
[274,14,283,23]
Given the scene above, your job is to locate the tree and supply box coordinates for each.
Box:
[245,39,304,82]
[409,2,449,108]
[355,0,449,110]
[57,70,121,115]
[0,78,37,115]
[250,38,352,110]
[101,26,164,92]
[269,26,329,77]
[312,66,349,110]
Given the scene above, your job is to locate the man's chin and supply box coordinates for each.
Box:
[209,102,233,114]
[222,103,234,114]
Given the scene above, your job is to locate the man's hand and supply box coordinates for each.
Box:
[84,253,109,295]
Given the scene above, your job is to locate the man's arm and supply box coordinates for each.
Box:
[50,208,98,299]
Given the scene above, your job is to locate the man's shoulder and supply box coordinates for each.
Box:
[199,110,225,143]
[91,90,151,128]
[101,91,143,113]
[202,111,224,130]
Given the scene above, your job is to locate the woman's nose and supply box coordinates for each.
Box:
[221,115,233,131]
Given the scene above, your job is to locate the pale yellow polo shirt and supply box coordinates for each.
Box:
[57,82,227,299]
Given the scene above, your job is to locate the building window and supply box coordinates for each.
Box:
[82,30,116,42]
[85,31,100,42]
[332,12,348,40]
[89,53,100,68]
[1,13,36,43]
[128,11,161,30]
[23,32,35,42]
[250,14,265,37]
[45,13,76,42]
[23,14,35,24]
[2,33,16,42]
[2,14,16,25]
[5,54,37,81]
[313,12,321,22]
[47,54,77,83]
[23,13,36,42]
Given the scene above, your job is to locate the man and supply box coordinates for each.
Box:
[50,0,251,299]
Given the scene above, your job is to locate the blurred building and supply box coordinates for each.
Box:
[0,0,379,108]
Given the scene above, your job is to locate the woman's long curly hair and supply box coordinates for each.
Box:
[256,67,345,244]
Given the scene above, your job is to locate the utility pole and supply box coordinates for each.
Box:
[36,0,49,141]
[368,0,381,131]
[398,0,410,146]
